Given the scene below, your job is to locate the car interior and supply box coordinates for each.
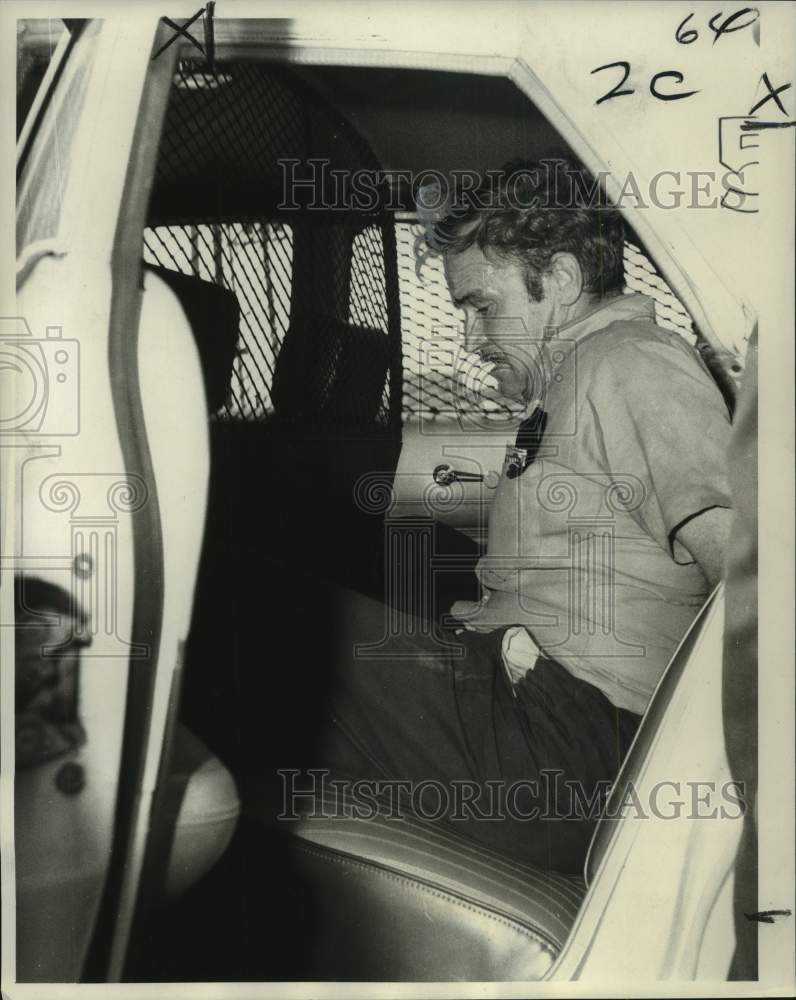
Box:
[15,29,749,983]
[109,54,740,982]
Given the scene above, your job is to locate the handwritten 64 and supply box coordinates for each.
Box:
[591,6,760,106]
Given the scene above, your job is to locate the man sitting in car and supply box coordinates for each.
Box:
[309,157,733,872]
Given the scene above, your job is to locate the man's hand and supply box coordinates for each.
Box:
[673,505,733,589]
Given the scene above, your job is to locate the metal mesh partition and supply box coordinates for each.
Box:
[397,223,465,423]
[144,222,293,418]
[623,242,695,344]
[349,225,393,422]
[396,221,699,422]
[150,61,306,212]
[144,60,400,428]
[145,60,704,427]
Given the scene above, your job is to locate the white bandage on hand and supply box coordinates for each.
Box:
[501,626,542,686]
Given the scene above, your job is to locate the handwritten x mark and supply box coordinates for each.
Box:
[152,2,215,67]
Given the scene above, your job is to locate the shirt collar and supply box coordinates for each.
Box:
[555,291,655,345]
[519,293,656,420]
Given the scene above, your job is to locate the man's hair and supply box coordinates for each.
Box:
[423,156,626,301]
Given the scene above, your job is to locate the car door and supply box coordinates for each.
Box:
[10,17,205,982]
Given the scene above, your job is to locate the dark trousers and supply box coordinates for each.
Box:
[300,588,641,874]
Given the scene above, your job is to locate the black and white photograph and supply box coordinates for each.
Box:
[3,1,794,994]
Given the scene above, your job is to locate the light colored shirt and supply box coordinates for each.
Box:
[454,293,732,715]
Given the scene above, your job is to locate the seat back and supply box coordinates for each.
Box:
[585,585,723,884]
[126,269,240,922]
[143,264,240,413]
[553,586,742,980]
[271,311,390,430]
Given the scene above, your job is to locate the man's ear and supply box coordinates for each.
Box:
[548,252,584,306]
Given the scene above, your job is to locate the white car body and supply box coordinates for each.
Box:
[4,3,794,991]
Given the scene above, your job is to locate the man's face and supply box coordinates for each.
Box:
[444,243,556,404]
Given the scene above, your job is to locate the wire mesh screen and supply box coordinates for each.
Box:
[146,57,700,427]
[396,221,698,422]
[349,226,392,422]
[623,242,695,344]
[144,223,293,418]
[151,62,306,212]
[397,224,465,422]
[145,60,400,427]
